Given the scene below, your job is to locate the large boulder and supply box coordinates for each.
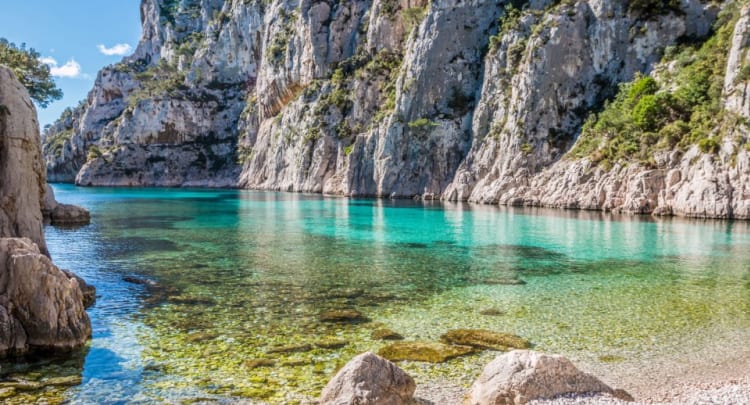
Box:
[0,238,91,356]
[0,66,48,256]
[464,350,626,405]
[319,352,416,405]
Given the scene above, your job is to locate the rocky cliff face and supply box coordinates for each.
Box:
[0,65,92,357]
[43,0,750,218]
[1,66,49,255]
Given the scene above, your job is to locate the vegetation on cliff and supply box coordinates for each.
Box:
[571,3,749,168]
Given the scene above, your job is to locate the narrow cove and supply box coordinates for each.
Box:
[1,184,748,403]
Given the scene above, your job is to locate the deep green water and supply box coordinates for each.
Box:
[3,184,750,403]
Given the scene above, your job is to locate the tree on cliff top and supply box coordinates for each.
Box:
[0,38,63,108]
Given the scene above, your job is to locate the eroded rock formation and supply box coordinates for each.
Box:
[42,0,750,218]
[0,65,92,357]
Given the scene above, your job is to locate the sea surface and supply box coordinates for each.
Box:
[3,184,750,404]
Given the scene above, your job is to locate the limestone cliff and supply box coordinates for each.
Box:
[0,65,92,357]
[43,0,750,218]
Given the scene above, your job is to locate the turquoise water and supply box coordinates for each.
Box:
[3,184,750,403]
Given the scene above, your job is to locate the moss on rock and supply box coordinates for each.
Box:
[440,329,532,350]
[378,341,475,363]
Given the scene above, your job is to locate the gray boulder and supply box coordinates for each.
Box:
[320,351,416,405]
[464,350,627,405]
[0,238,91,356]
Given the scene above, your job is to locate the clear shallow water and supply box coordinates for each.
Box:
[3,184,750,403]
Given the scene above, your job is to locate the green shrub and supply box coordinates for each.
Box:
[697,137,720,153]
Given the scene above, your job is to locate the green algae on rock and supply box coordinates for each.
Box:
[371,328,404,341]
[378,342,475,363]
[241,359,276,369]
[440,329,532,351]
[266,343,313,354]
[319,309,369,323]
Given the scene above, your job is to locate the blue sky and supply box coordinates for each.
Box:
[0,1,142,128]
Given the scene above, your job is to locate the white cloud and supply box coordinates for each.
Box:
[41,57,82,78]
[97,43,132,56]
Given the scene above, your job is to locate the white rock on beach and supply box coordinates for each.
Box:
[319,351,416,405]
[464,350,627,405]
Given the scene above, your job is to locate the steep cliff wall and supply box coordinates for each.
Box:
[0,65,91,357]
[43,0,750,218]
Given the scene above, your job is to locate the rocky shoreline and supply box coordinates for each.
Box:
[316,349,750,405]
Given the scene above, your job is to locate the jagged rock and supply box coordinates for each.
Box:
[463,350,626,405]
[319,352,416,405]
[0,238,91,356]
[441,330,532,351]
[48,203,91,226]
[0,66,48,256]
[42,184,90,226]
[62,270,96,308]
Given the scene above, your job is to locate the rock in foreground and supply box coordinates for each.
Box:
[464,350,624,405]
[319,352,415,405]
[0,238,91,356]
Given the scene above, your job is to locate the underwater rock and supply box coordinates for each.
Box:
[42,375,83,387]
[371,328,404,341]
[122,276,158,286]
[319,352,415,405]
[0,380,42,391]
[0,387,15,399]
[267,343,313,354]
[327,288,365,299]
[319,309,369,323]
[186,332,217,343]
[242,359,276,369]
[0,238,91,357]
[378,341,475,363]
[463,350,624,405]
[441,330,531,351]
[315,339,349,349]
[482,278,527,286]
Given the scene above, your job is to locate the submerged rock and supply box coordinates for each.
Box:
[441,329,531,351]
[242,359,276,369]
[42,375,83,387]
[463,350,626,405]
[371,328,404,341]
[0,238,92,356]
[319,309,369,323]
[266,343,313,354]
[378,341,475,363]
[315,339,349,349]
[319,352,415,405]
